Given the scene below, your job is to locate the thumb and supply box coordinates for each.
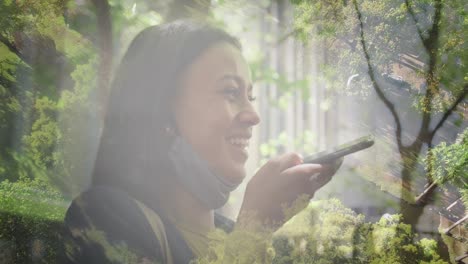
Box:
[277,152,303,171]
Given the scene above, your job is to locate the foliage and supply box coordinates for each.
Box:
[0,1,164,262]
[61,227,163,264]
[424,129,468,206]
[195,199,447,264]
[289,2,467,249]
[0,211,63,263]
[0,0,169,196]
[0,177,66,263]
[291,0,466,104]
[0,177,66,221]
[195,228,275,264]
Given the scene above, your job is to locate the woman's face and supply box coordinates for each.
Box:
[174,42,260,184]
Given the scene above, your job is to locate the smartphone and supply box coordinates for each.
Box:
[303,135,374,164]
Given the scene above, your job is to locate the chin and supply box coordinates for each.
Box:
[223,167,246,185]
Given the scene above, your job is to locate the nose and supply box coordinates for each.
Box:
[238,103,260,127]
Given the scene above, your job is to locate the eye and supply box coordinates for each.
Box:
[223,86,241,101]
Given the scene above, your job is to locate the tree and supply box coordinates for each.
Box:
[0,0,167,196]
[0,0,171,261]
[289,0,466,232]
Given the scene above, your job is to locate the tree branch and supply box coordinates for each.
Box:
[446,198,461,211]
[414,0,443,148]
[455,253,468,263]
[353,0,404,150]
[443,214,468,235]
[414,181,437,205]
[430,84,468,141]
[404,0,428,50]
[426,0,442,54]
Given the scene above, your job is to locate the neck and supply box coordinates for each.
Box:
[155,175,215,233]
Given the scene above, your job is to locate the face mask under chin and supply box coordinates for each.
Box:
[168,136,240,209]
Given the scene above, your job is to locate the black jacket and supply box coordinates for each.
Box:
[59,186,234,264]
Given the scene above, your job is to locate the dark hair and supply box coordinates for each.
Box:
[92,20,241,200]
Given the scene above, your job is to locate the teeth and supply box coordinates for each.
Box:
[227,137,249,147]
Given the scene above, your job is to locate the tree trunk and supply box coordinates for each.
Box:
[91,0,113,124]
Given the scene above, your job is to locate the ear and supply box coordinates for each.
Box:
[164,125,176,136]
[163,117,180,137]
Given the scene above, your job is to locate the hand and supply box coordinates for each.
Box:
[238,153,342,228]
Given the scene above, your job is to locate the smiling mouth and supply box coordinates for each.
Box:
[226,137,250,149]
[226,137,250,160]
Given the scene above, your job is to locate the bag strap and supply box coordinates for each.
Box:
[214,212,235,233]
[157,214,195,264]
[158,212,235,263]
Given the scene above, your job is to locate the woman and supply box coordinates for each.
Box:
[60,20,339,263]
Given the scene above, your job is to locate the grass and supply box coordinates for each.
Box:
[0,180,68,222]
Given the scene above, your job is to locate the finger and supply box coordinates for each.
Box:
[281,164,325,199]
[309,170,334,190]
[282,163,323,179]
[277,152,303,171]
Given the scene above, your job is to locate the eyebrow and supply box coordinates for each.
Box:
[219,74,253,91]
